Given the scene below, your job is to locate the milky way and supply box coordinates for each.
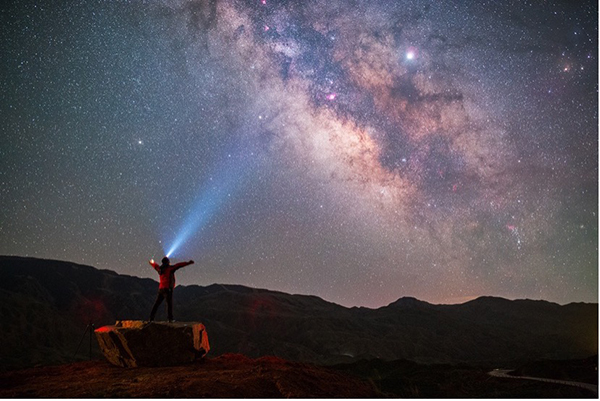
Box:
[1,0,597,307]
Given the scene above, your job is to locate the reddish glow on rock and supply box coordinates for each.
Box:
[75,297,108,324]
[326,93,337,100]
[264,25,270,31]
[94,326,113,333]
[248,296,279,329]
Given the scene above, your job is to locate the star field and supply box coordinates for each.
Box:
[1,0,597,307]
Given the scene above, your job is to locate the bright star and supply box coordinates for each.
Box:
[405,46,418,61]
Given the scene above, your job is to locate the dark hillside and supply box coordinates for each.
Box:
[331,358,596,398]
[0,256,597,370]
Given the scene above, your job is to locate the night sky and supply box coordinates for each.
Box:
[1,0,597,307]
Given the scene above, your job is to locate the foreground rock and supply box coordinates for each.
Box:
[95,320,209,367]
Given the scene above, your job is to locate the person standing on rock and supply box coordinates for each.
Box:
[149,256,194,322]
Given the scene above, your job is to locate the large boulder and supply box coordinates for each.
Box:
[95,320,209,367]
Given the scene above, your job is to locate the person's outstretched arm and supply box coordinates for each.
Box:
[173,260,194,270]
[149,259,160,272]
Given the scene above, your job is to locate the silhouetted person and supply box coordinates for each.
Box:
[149,256,194,322]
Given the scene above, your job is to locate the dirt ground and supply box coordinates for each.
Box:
[0,353,380,398]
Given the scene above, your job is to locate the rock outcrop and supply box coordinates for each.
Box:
[95,320,209,367]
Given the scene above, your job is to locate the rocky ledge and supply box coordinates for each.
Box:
[95,320,210,367]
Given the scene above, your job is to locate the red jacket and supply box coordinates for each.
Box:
[150,260,191,289]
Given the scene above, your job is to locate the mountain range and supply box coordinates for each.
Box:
[0,255,597,370]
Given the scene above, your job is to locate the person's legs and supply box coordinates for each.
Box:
[149,290,165,321]
[166,289,174,322]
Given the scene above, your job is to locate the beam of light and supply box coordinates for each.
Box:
[164,150,254,258]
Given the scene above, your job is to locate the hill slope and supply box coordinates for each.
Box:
[0,256,597,369]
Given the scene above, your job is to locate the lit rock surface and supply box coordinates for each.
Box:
[95,320,209,367]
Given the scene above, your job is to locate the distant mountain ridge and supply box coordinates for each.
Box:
[0,256,597,370]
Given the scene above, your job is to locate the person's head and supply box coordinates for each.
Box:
[161,256,170,266]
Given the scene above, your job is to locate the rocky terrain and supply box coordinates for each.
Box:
[0,354,596,398]
[0,354,379,398]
